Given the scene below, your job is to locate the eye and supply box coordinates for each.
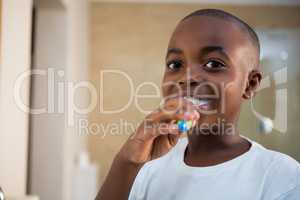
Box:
[203,60,226,71]
[166,60,183,71]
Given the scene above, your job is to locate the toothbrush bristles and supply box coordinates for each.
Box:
[184,96,208,106]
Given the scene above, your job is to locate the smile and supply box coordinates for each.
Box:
[183,96,212,110]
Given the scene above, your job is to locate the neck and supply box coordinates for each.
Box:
[187,124,245,154]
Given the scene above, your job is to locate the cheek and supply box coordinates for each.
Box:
[221,72,246,119]
[224,80,243,97]
[161,73,183,98]
[161,80,178,98]
[223,66,246,99]
[161,74,170,97]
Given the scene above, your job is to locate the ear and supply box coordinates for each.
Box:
[242,69,262,100]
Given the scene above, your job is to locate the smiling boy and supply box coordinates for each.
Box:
[96,9,300,200]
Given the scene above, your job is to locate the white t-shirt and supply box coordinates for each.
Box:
[129,137,300,200]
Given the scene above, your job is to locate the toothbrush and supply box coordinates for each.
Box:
[177,97,208,132]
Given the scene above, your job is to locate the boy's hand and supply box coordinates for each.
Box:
[117,97,200,165]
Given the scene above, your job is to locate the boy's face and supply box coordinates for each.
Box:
[162,16,260,129]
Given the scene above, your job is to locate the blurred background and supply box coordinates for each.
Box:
[0,0,299,200]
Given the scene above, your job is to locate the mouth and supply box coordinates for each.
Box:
[183,96,216,111]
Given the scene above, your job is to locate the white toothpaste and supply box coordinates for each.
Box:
[184,96,209,106]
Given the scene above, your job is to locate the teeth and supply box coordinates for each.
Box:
[184,96,209,106]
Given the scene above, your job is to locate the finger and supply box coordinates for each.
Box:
[182,110,200,121]
[134,97,200,141]
[148,100,200,123]
[135,121,179,142]
[146,109,199,126]
[158,123,179,136]
[163,97,200,118]
[161,96,196,113]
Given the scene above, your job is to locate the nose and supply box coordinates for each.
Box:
[178,78,199,88]
[178,62,203,87]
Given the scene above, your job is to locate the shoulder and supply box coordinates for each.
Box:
[251,140,300,176]
[264,149,300,195]
[249,139,300,199]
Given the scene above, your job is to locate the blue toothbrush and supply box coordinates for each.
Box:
[177,97,208,132]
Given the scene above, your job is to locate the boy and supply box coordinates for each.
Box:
[97,9,300,200]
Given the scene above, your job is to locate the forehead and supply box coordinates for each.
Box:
[168,16,252,58]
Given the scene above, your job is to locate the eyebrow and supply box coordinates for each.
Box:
[165,47,182,60]
[200,46,230,61]
[166,45,231,62]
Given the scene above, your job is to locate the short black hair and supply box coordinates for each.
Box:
[181,9,260,56]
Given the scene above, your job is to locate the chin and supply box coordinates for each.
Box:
[193,115,232,136]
